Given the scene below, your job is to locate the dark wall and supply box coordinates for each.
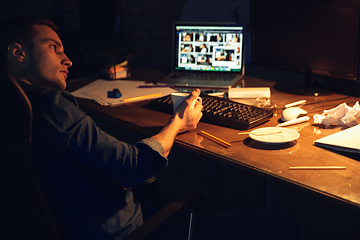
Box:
[0,0,251,80]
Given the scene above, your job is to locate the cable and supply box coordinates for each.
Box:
[278,96,352,111]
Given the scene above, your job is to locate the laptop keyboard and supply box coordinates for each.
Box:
[171,73,236,81]
[149,94,274,129]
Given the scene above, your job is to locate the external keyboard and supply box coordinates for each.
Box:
[149,94,274,129]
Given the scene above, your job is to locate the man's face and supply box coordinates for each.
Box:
[23,24,72,90]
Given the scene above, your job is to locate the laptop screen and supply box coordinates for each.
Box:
[173,23,244,73]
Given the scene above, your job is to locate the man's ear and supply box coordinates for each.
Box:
[8,42,26,63]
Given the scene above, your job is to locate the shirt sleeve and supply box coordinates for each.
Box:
[32,88,168,189]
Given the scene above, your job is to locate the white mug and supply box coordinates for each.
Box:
[171,92,202,110]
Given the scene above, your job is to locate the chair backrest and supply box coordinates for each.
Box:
[0,68,61,239]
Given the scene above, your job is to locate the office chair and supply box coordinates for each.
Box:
[124,193,202,240]
[0,68,203,240]
[0,68,62,239]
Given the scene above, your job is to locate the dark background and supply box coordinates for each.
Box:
[0,0,251,80]
[2,0,359,97]
[2,1,360,239]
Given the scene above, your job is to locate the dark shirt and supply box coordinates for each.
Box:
[20,82,168,239]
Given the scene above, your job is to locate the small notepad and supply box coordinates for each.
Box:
[314,124,360,154]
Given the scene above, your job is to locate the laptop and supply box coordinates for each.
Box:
[156,22,246,89]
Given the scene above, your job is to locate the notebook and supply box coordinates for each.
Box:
[156,22,246,89]
[314,124,360,154]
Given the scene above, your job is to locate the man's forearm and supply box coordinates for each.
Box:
[150,89,202,158]
[150,116,181,157]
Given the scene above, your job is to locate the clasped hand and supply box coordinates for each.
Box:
[173,89,203,134]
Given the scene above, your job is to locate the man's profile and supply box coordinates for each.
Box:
[0,17,203,239]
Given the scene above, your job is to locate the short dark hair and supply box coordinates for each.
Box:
[0,17,60,67]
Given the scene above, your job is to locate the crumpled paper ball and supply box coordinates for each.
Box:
[313,101,360,127]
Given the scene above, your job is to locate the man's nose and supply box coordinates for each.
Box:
[62,54,72,68]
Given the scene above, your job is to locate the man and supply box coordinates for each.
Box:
[0,17,203,239]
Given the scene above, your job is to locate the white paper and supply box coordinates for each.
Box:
[314,124,360,154]
[71,79,176,106]
[313,101,360,127]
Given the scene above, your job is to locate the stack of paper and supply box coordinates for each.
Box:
[228,87,271,99]
[71,79,176,106]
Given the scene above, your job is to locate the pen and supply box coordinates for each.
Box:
[285,100,306,108]
[289,166,346,170]
[200,130,231,148]
[277,116,310,127]
[122,93,162,102]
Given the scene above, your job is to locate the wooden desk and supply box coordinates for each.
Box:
[67,71,360,209]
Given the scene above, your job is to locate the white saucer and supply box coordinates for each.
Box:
[249,127,300,145]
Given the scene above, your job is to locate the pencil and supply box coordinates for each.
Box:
[122,93,162,102]
[289,166,346,170]
[200,131,231,148]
